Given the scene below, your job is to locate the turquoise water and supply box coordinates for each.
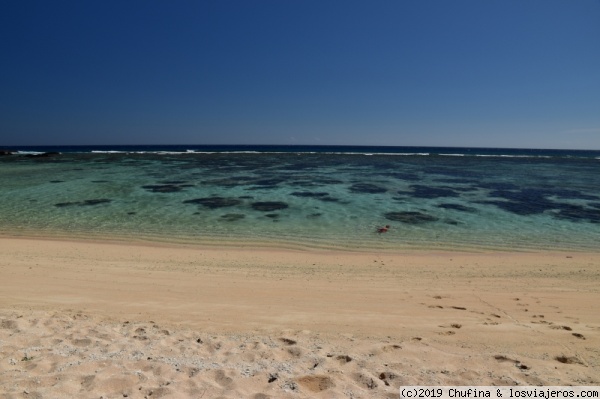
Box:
[1,146,599,251]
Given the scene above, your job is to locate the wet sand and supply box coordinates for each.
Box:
[1,237,599,398]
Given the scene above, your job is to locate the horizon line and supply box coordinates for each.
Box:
[2,143,599,152]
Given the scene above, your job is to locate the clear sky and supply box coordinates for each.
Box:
[1,0,599,149]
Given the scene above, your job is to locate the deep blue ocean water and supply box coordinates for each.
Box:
[1,145,599,251]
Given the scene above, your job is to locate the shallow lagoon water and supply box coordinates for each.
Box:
[1,146,599,251]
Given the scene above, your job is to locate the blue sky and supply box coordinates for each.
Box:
[1,0,599,149]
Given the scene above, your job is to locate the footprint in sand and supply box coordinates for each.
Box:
[214,369,235,388]
[439,323,462,329]
[0,319,18,330]
[279,337,297,345]
[484,320,500,325]
[381,344,402,352]
[336,355,352,364]
[378,371,399,387]
[550,325,572,331]
[296,375,335,393]
[555,355,584,365]
[80,374,96,390]
[494,355,530,370]
[287,347,303,358]
[438,331,456,336]
[71,338,92,347]
[353,372,378,390]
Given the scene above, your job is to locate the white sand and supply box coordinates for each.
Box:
[1,237,599,398]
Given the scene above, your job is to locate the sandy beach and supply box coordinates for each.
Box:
[1,237,599,398]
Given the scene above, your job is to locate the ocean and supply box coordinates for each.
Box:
[1,145,599,251]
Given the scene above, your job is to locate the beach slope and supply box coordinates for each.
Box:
[1,238,599,398]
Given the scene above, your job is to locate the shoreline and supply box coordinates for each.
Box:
[1,230,595,254]
[1,236,599,396]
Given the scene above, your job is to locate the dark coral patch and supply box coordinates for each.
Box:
[318,196,340,202]
[483,188,572,216]
[550,189,599,201]
[291,191,339,202]
[484,190,553,215]
[55,202,78,208]
[82,199,112,206]
[220,213,246,222]
[349,183,387,194]
[554,205,600,223]
[380,172,421,182]
[247,185,278,191]
[279,162,317,171]
[477,200,543,216]
[480,187,600,218]
[288,181,320,188]
[436,178,478,185]
[315,177,344,185]
[452,186,479,192]
[438,203,477,212]
[254,178,286,186]
[203,176,256,187]
[423,166,483,179]
[251,201,289,211]
[288,175,344,187]
[291,191,330,198]
[183,197,242,209]
[142,184,184,193]
[384,211,439,224]
[478,196,600,222]
[55,199,112,207]
[478,182,520,190]
[491,188,599,202]
[161,180,188,185]
[408,185,460,199]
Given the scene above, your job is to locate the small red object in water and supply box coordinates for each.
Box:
[377,225,390,233]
